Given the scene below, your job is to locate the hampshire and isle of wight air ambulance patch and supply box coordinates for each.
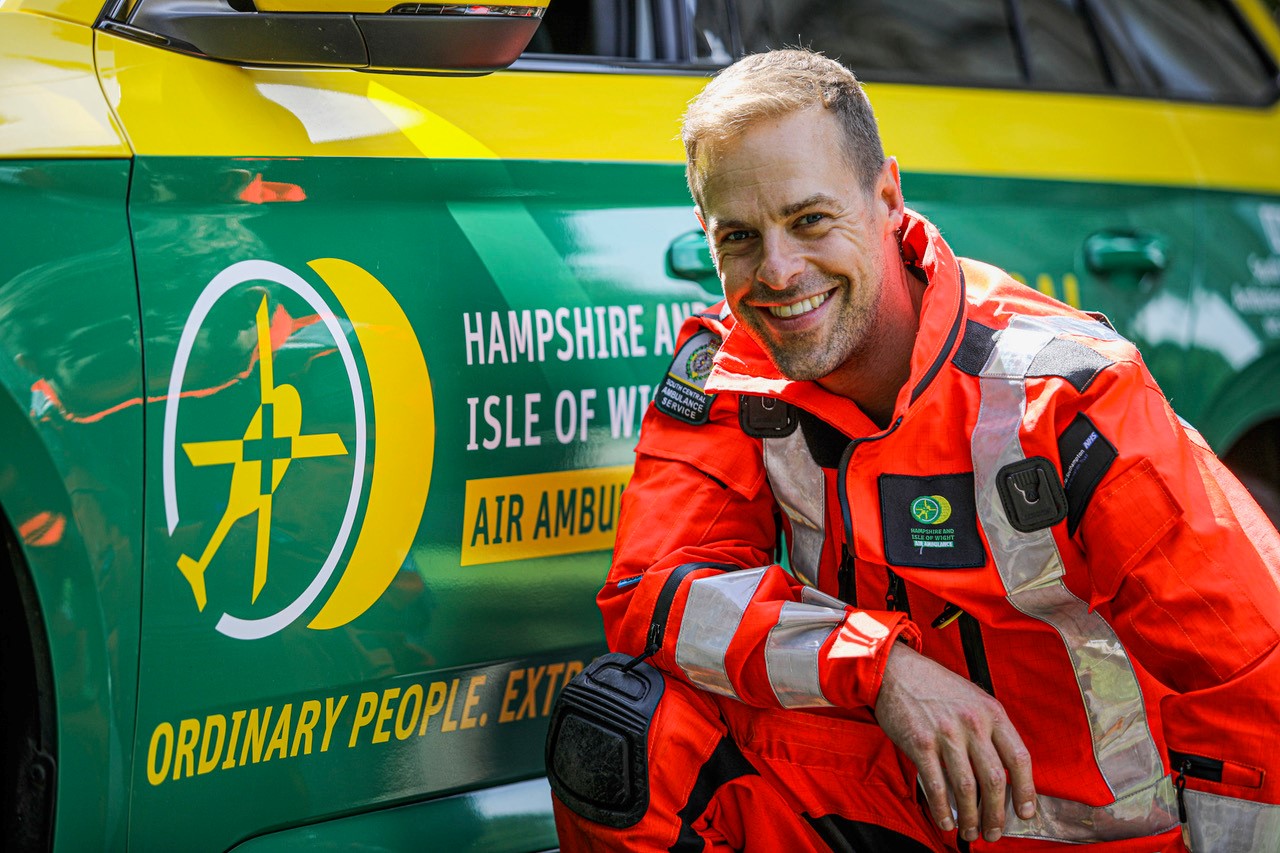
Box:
[655,329,721,425]
[879,472,987,569]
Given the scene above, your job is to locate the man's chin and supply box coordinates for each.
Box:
[765,348,836,383]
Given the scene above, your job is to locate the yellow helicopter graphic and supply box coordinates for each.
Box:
[176,296,346,611]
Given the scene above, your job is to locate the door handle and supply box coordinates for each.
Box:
[666,230,717,282]
[1084,230,1170,277]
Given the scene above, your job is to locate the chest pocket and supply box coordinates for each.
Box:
[877,472,987,569]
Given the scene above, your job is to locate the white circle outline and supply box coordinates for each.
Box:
[162,259,367,640]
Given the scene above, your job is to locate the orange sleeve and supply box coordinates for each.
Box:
[1077,359,1280,816]
[599,317,917,712]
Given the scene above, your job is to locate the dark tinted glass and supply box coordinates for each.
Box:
[524,0,733,64]
[690,0,734,63]
[734,0,775,58]
[1102,0,1276,101]
[748,0,1022,86]
[1018,0,1108,89]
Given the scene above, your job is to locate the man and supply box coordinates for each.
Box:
[548,50,1280,852]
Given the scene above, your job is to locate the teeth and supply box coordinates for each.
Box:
[768,291,829,318]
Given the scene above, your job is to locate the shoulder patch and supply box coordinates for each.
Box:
[1058,413,1117,536]
[1027,338,1113,393]
[654,328,720,425]
[952,320,999,377]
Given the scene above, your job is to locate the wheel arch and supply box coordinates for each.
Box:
[0,384,137,852]
[0,503,56,850]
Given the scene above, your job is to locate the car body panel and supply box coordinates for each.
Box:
[0,158,141,853]
[0,0,105,27]
[254,0,549,11]
[227,778,557,853]
[95,32,702,162]
[0,10,129,158]
[125,148,709,847]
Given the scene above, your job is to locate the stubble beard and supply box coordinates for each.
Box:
[744,273,882,382]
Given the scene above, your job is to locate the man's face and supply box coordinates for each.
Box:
[698,107,899,381]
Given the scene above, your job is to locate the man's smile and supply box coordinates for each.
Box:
[766,290,831,318]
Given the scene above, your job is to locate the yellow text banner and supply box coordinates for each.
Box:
[461,465,631,566]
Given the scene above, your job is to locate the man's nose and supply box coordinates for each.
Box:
[757,233,805,290]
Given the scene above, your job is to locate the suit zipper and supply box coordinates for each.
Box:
[836,417,902,606]
[837,545,856,606]
[885,568,911,618]
[958,613,994,696]
[931,603,996,696]
[1169,748,1229,827]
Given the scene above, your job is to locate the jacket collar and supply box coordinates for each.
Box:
[704,208,967,436]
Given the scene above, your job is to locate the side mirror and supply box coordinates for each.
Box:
[98,0,548,75]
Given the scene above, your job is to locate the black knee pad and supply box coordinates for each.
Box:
[545,652,665,829]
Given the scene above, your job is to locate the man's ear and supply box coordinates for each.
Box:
[878,157,905,232]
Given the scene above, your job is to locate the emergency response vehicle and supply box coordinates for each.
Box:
[1,0,1278,850]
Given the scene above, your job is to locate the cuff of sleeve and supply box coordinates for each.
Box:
[820,611,921,710]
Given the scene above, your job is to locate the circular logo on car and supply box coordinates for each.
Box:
[163,258,433,640]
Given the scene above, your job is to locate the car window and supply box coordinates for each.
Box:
[524,0,658,60]
[1099,0,1277,101]
[749,0,1023,86]
[690,0,735,64]
[1018,0,1115,90]
[523,0,1277,106]
[524,0,733,65]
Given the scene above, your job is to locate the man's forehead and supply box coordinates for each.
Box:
[694,108,861,217]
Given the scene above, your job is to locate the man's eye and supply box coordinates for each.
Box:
[798,213,825,226]
[722,230,753,243]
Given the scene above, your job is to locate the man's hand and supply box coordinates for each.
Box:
[874,643,1037,844]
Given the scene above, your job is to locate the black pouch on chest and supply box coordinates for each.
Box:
[878,473,986,568]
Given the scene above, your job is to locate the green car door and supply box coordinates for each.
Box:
[101,26,714,851]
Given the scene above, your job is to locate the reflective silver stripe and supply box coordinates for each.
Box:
[1011,774,1177,844]
[1185,789,1280,852]
[973,314,1174,841]
[674,568,766,699]
[800,585,845,609]
[763,430,826,587]
[764,601,841,708]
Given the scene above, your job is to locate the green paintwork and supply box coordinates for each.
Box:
[0,159,142,852]
[1183,189,1280,449]
[229,778,558,852]
[126,156,711,850]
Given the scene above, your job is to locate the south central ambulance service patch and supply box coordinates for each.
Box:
[655,329,720,425]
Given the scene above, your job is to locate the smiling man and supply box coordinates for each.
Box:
[549,50,1280,852]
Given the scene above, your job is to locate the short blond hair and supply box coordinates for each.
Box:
[682,49,885,206]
